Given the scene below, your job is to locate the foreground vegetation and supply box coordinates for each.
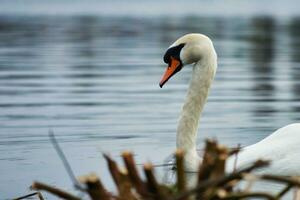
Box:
[14,140,300,200]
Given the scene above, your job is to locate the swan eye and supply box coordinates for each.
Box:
[163,43,185,64]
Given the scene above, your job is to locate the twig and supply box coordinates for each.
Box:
[37,192,45,200]
[48,130,85,191]
[13,192,44,200]
[79,174,110,200]
[144,163,166,200]
[219,192,277,200]
[122,151,149,197]
[175,149,186,193]
[151,163,175,167]
[243,173,259,192]
[215,160,269,187]
[196,140,228,200]
[103,154,136,200]
[197,140,216,182]
[260,175,300,187]
[174,160,269,200]
[103,154,122,189]
[31,181,81,200]
[294,186,300,200]
[276,184,293,198]
[210,144,227,179]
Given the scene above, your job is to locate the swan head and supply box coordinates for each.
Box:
[159,33,216,88]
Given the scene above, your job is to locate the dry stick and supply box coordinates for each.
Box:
[13,192,37,200]
[294,189,300,200]
[276,184,293,199]
[144,163,158,192]
[219,192,277,200]
[197,140,216,182]
[13,192,44,200]
[144,163,166,200]
[260,175,300,187]
[197,141,228,200]
[196,141,222,199]
[48,130,85,191]
[197,140,227,180]
[103,154,122,189]
[260,175,300,199]
[31,181,81,200]
[243,174,258,192]
[228,148,241,156]
[174,160,269,200]
[81,174,110,200]
[205,145,228,199]
[216,160,269,186]
[196,140,217,200]
[104,154,136,200]
[37,192,45,200]
[210,144,227,179]
[122,151,149,197]
[294,177,300,200]
[175,149,186,193]
[151,163,174,167]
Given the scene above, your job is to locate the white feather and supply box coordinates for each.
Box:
[170,33,300,175]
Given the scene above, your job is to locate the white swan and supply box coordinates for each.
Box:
[159,33,300,175]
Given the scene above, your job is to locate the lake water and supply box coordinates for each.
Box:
[1,2,300,199]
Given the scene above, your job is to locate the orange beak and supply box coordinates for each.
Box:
[159,57,182,88]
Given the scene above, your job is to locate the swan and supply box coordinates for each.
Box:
[159,33,300,175]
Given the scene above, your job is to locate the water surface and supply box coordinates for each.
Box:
[1,14,300,199]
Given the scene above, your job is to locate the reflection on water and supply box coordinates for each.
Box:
[289,18,300,117]
[1,15,300,199]
[250,17,276,119]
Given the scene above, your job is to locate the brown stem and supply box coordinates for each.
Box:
[122,151,148,197]
[31,182,81,200]
[196,140,228,200]
[144,163,166,200]
[80,174,110,200]
[219,192,276,200]
[260,175,300,187]
[276,184,293,198]
[37,192,45,200]
[13,192,44,200]
[103,154,122,190]
[175,149,186,193]
[104,153,137,200]
[174,160,269,200]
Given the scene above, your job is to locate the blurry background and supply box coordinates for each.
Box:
[1,0,300,199]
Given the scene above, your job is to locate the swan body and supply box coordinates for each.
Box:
[159,33,300,175]
[227,123,300,175]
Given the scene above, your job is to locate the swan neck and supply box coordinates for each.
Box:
[176,59,216,157]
